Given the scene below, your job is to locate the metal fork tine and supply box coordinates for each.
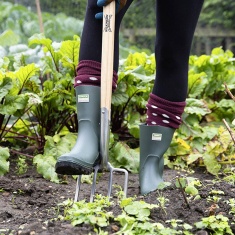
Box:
[107,165,113,198]
[107,162,128,198]
[74,175,82,202]
[90,164,100,202]
[117,167,129,197]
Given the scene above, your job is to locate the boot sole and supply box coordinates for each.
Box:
[55,161,93,175]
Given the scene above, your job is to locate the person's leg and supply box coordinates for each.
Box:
[74,0,133,89]
[153,0,204,102]
[140,0,204,195]
[79,0,133,72]
[56,0,133,175]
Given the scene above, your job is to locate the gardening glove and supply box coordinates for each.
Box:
[95,0,127,20]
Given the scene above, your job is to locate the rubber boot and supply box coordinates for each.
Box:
[55,85,100,175]
[139,124,175,195]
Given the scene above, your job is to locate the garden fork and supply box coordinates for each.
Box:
[74,2,128,202]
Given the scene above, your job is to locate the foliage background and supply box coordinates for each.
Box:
[0,1,235,182]
[2,0,235,53]
[6,0,235,29]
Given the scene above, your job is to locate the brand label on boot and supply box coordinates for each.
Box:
[78,94,89,103]
[152,133,162,141]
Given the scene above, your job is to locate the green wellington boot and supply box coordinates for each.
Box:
[55,85,100,175]
[139,124,175,195]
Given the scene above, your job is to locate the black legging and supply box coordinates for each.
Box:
[79,0,204,102]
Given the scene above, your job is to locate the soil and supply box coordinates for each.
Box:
[0,160,235,235]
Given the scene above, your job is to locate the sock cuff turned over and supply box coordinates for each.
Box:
[146,93,186,129]
[74,60,118,91]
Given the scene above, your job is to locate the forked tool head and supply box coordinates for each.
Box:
[74,163,128,202]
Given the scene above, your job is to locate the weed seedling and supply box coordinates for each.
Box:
[113,184,126,200]
[174,175,201,208]
[195,214,233,235]
[59,195,113,227]
[207,196,221,204]
[165,219,193,234]
[207,189,224,204]
[16,156,28,175]
[156,192,169,215]
[94,228,109,235]
[209,190,225,195]
[226,198,235,215]
[223,168,235,184]
[166,219,183,228]
[175,177,190,208]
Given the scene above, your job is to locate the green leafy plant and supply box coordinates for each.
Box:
[59,195,113,228]
[0,63,40,148]
[33,133,77,183]
[27,34,80,140]
[195,214,233,235]
[223,167,235,184]
[0,2,83,45]
[165,47,235,173]
[174,176,201,208]
[121,198,158,221]
[110,47,235,176]
[0,34,80,177]
[156,192,169,215]
[0,146,10,175]
[225,198,235,215]
[56,186,235,235]
[111,52,155,139]
[207,190,225,204]
[16,156,28,174]
[114,197,158,235]
[166,219,193,232]
[1,25,235,181]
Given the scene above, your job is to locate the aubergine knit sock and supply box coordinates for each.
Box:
[74,60,118,91]
[146,93,186,129]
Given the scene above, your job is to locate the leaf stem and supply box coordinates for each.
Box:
[222,119,235,146]
[9,149,34,159]
[224,82,235,102]
[177,178,191,209]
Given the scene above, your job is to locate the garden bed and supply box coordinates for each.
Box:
[0,162,234,235]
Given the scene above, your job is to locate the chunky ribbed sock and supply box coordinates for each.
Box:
[74,60,118,90]
[146,93,186,129]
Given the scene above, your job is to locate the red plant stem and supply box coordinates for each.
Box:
[10,149,34,159]
[177,178,191,209]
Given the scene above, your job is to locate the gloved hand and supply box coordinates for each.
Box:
[95,0,127,20]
